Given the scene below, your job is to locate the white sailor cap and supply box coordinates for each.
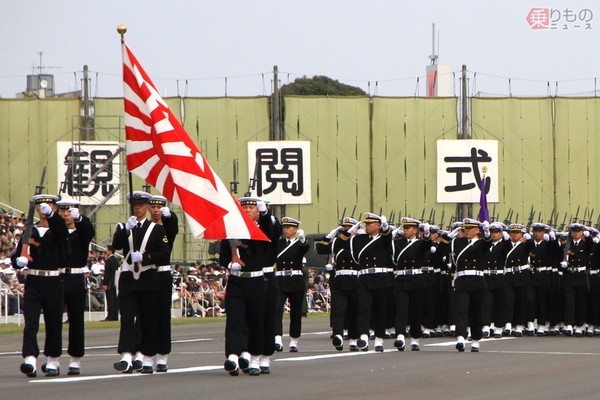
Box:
[489,222,505,231]
[508,224,526,233]
[32,194,59,204]
[463,218,481,228]
[363,213,382,224]
[281,217,301,227]
[401,217,420,228]
[126,191,151,204]
[56,199,81,209]
[149,195,168,206]
[568,223,585,231]
[531,223,550,231]
[340,217,359,227]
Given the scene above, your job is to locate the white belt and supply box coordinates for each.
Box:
[506,265,530,273]
[570,266,587,273]
[262,267,275,274]
[60,267,86,274]
[485,269,505,275]
[359,267,391,275]
[28,269,60,277]
[589,270,600,275]
[456,270,484,277]
[157,265,172,272]
[230,270,264,278]
[422,267,435,272]
[275,270,303,277]
[335,269,359,276]
[394,268,423,276]
[533,267,550,272]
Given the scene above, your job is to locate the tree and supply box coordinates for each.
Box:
[280,75,366,96]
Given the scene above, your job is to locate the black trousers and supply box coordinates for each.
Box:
[488,286,513,326]
[62,274,86,358]
[225,275,265,357]
[533,284,550,325]
[455,287,487,341]
[274,288,305,338]
[422,274,440,330]
[262,273,277,356]
[22,275,63,358]
[357,283,388,338]
[118,286,159,356]
[393,284,425,338]
[105,287,119,321]
[513,285,535,326]
[157,272,172,355]
[563,284,588,326]
[330,285,359,339]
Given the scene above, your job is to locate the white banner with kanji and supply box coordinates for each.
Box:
[247,141,312,204]
[56,141,122,205]
[437,140,499,203]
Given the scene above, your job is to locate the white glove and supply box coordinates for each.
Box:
[357,228,366,235]
[481,221,490,231]
[380,216,388,231]
[297,229,306,243]
[549,231,556,240]
[126,216,138,230]
[69,207,80,221]
[523,233,532,241]
[131,251,143,264]
[325,226,341,239]
[161,207,171,218]
[325,263,334,271]
[228,262,242,271]
[502,231,510,240]
[392,227,403,237]
[448,227,461,239]
[543,233,550,241]
[256,200,267,214]
[39,202,52,216]
[560,261,568,269]
[593,237,600,244]
[348,221,361,234]
[430,245,437,254]
[16,256,29,267]
[421,223,430,233]
[584,230,590,237]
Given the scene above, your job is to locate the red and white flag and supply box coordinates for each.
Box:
[122,43,269,241]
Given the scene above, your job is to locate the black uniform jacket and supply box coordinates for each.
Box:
[451,237,493,292]
[276,238,309,292]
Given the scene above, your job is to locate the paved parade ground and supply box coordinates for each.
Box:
[1,317,599,399]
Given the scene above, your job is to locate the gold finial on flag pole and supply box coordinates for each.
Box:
[117,25,127,44]
[482,166,488,178]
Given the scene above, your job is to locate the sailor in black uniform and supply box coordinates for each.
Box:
[450,218,492,352]
[317,217,361,351]
[274,217,309,352]
[341,213,392,352]
[504,224,535,336]
[391,217,431,351]
[560,223,594,336]
[148,195,178,372]
[529,223,560,336]
[220,197,279,376]
[56,199,95,375]
[13,195,68,377]
[112,191,170,374]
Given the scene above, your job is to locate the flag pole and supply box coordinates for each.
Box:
[118,24,140,273]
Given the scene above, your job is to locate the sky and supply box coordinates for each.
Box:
[1,0,598,98]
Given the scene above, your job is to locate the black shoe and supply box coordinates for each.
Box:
[260,366,270,374]
[369,334,376,340]
[357,339,367,349]
[132,359,143,371]
[502,329,511,336]
[274,343,283,352]
[289,346,298,353]
[45,367,60,377]
[349,345,359,352]
[471,346,480,353]
[393,339,405,351]
[141,366,153,374]
[239,357,249,370]
[374,346,384,352]
[156,364,168,373]
[249,368,261,376]
[449,330,456,337]
[456,342,465,352]
[442,331,451,337]
[332,335,343,348]
[114,361,133,373]
[493,332,503,338]
[20,363,37,377]
[411,344,420,351]
[422,332,430,338]
[361,346,369,352]
[67,367,81,376]
[343,334,349,340]
[224,360,239,376]
[482,331,490,338]
[41,363,47,373]
[512,331,522,337]
[524,330,534,337]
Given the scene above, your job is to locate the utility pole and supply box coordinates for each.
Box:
[80,65,94,140]
[270,65,284,220]
[458,64,471,219]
